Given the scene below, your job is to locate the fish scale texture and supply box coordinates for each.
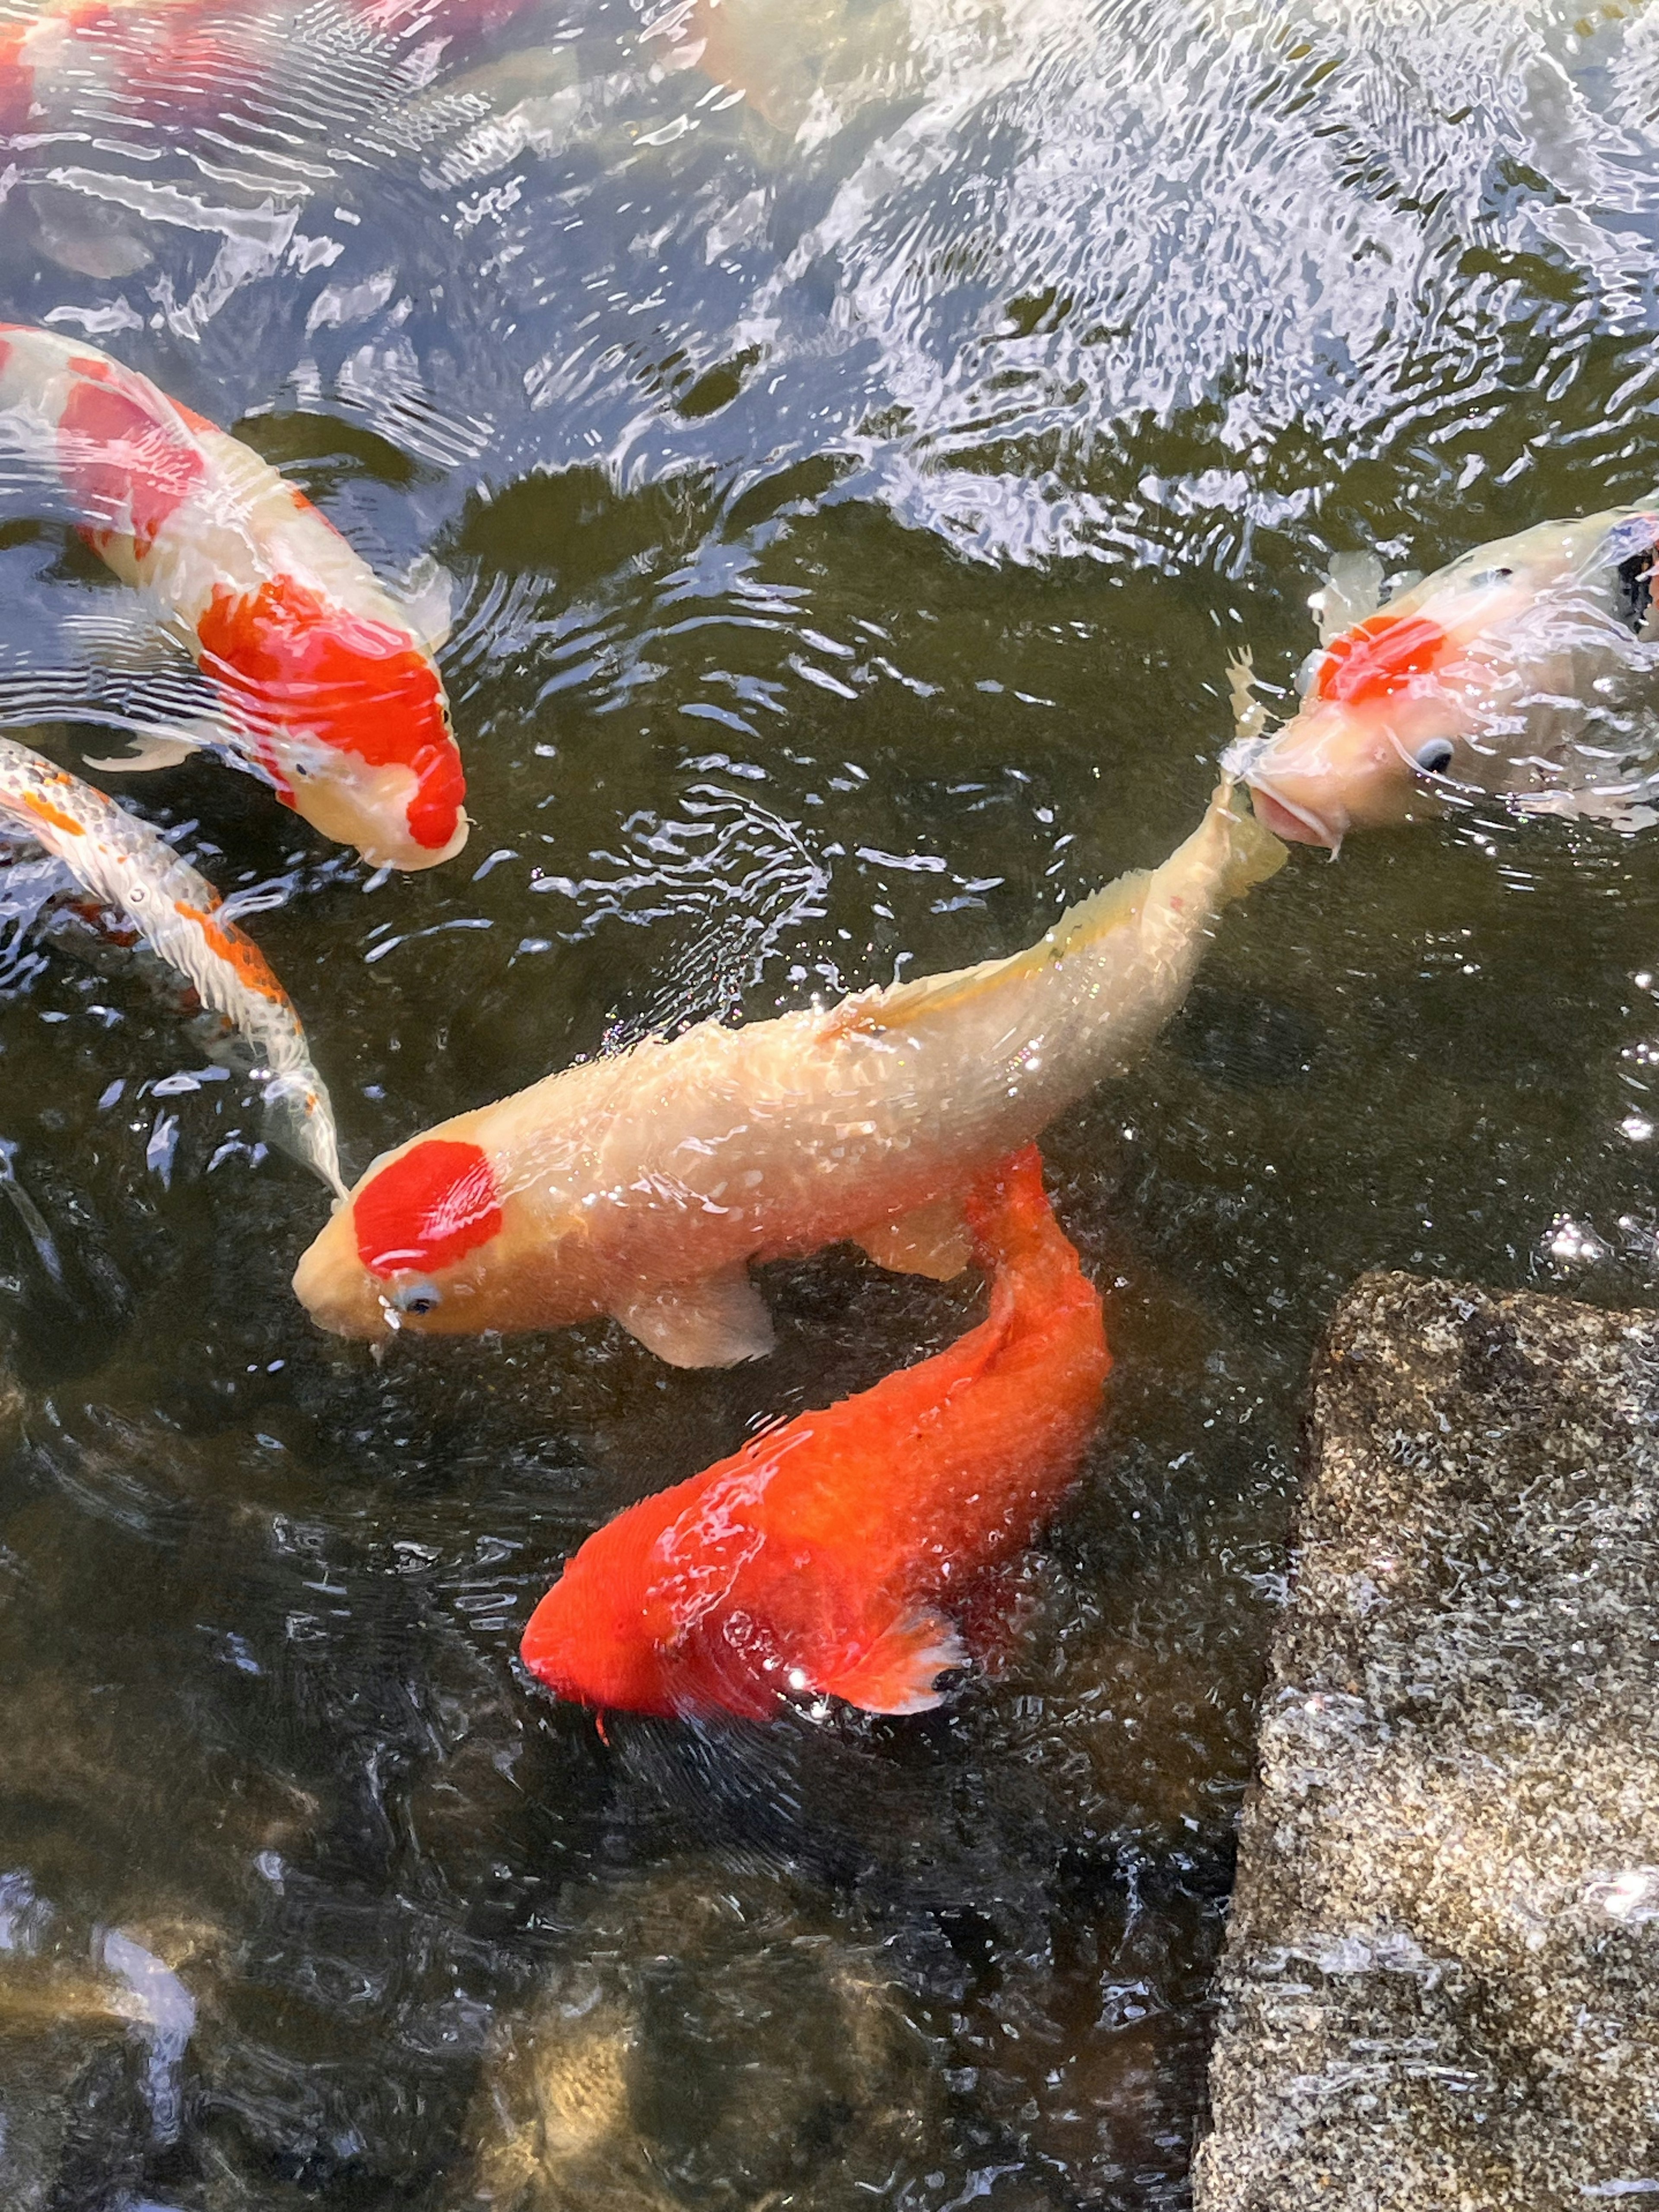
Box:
[1194,1271,1659,2212]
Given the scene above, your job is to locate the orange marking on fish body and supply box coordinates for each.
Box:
[172,899,287,1001]
[18,791,86,836]
[520,1146,1109,1721]
[169,399,222,438]
[58,356,206,561]
[0,29,31,135]
[1315,612,1449,706]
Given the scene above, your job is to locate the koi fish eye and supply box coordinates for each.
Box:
[1413,737,1455,775]
[391,1280,443,1316]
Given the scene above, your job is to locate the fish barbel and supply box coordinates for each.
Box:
[292,779,1283,1363]
[1227,506,1659,849]
[0,734,345,1196]
[0,324,467,871]
[520,1144,1109,1719]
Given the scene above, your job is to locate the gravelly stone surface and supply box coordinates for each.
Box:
[1193,1271,1659,2212]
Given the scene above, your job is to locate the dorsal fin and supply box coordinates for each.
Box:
[825,871,1150,1043]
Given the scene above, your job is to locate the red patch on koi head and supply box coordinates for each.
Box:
[1315,613,1449,707]
[59,358,206,561]
[194,574,464,850]
[354,1138,502,1277]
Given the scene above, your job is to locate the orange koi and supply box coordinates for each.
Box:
[519,1146,1109,1721]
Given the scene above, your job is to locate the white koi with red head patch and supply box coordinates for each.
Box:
[0,324,467,871]
[292,782,1284,1362]
[1227,506,1659,849]
[0,733,345,1195]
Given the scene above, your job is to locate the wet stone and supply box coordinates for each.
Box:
[461,1860,942,2209]
[0,1878,200,2212]
[1194,1272,1659,2212]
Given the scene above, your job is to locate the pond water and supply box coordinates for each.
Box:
[3,0,1659,2203]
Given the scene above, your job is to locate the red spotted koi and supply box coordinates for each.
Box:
[1226,508,1659,849]
[0,733,345,1196]
[0,324,467,871]
[0,0,540,143]
[292,782,1283,1363]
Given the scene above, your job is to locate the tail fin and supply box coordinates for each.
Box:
[261,1072,348,1201]
[961,1144,1111,1404]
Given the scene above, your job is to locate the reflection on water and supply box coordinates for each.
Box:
[4,0,1659,2202]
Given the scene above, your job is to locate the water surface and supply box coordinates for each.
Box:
[3,0,1659,2202]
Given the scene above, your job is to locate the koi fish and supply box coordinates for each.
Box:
[655,0,928,142]
[0,324,467,871]
[1226,507,1659,849]
[0,0,535,138]
[520,1145,1108,1719]
[1,0,547,278]
[292,779,1283,1363]
[0,734,345,1196]
[1,0,220,135]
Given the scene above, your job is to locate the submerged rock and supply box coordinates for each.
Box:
[462,1861,941,2208]
[1195,1272,1659,2210]
[0,1877,213,2211]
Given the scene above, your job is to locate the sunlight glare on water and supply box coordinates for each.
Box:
[2,0,1659,2202]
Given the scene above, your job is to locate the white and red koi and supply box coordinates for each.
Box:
[1,0,219,135]
[0,0,537,137]
[1227,507,1659,848]
[0,733,345,1196]
[0,324,467,871]
[292,781,1284,1363]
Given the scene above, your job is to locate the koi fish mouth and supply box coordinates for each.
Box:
[1219,733,1339,848]
[1243,779,1343,852]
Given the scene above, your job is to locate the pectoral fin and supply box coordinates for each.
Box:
[852,1195,972,1280]
[1513,786,1659,834]
[806,1605,968,1715]
[615,1265,775,1368]
[391,554,454,650]
[83,731,206,774]
[1316,551,1384,643]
